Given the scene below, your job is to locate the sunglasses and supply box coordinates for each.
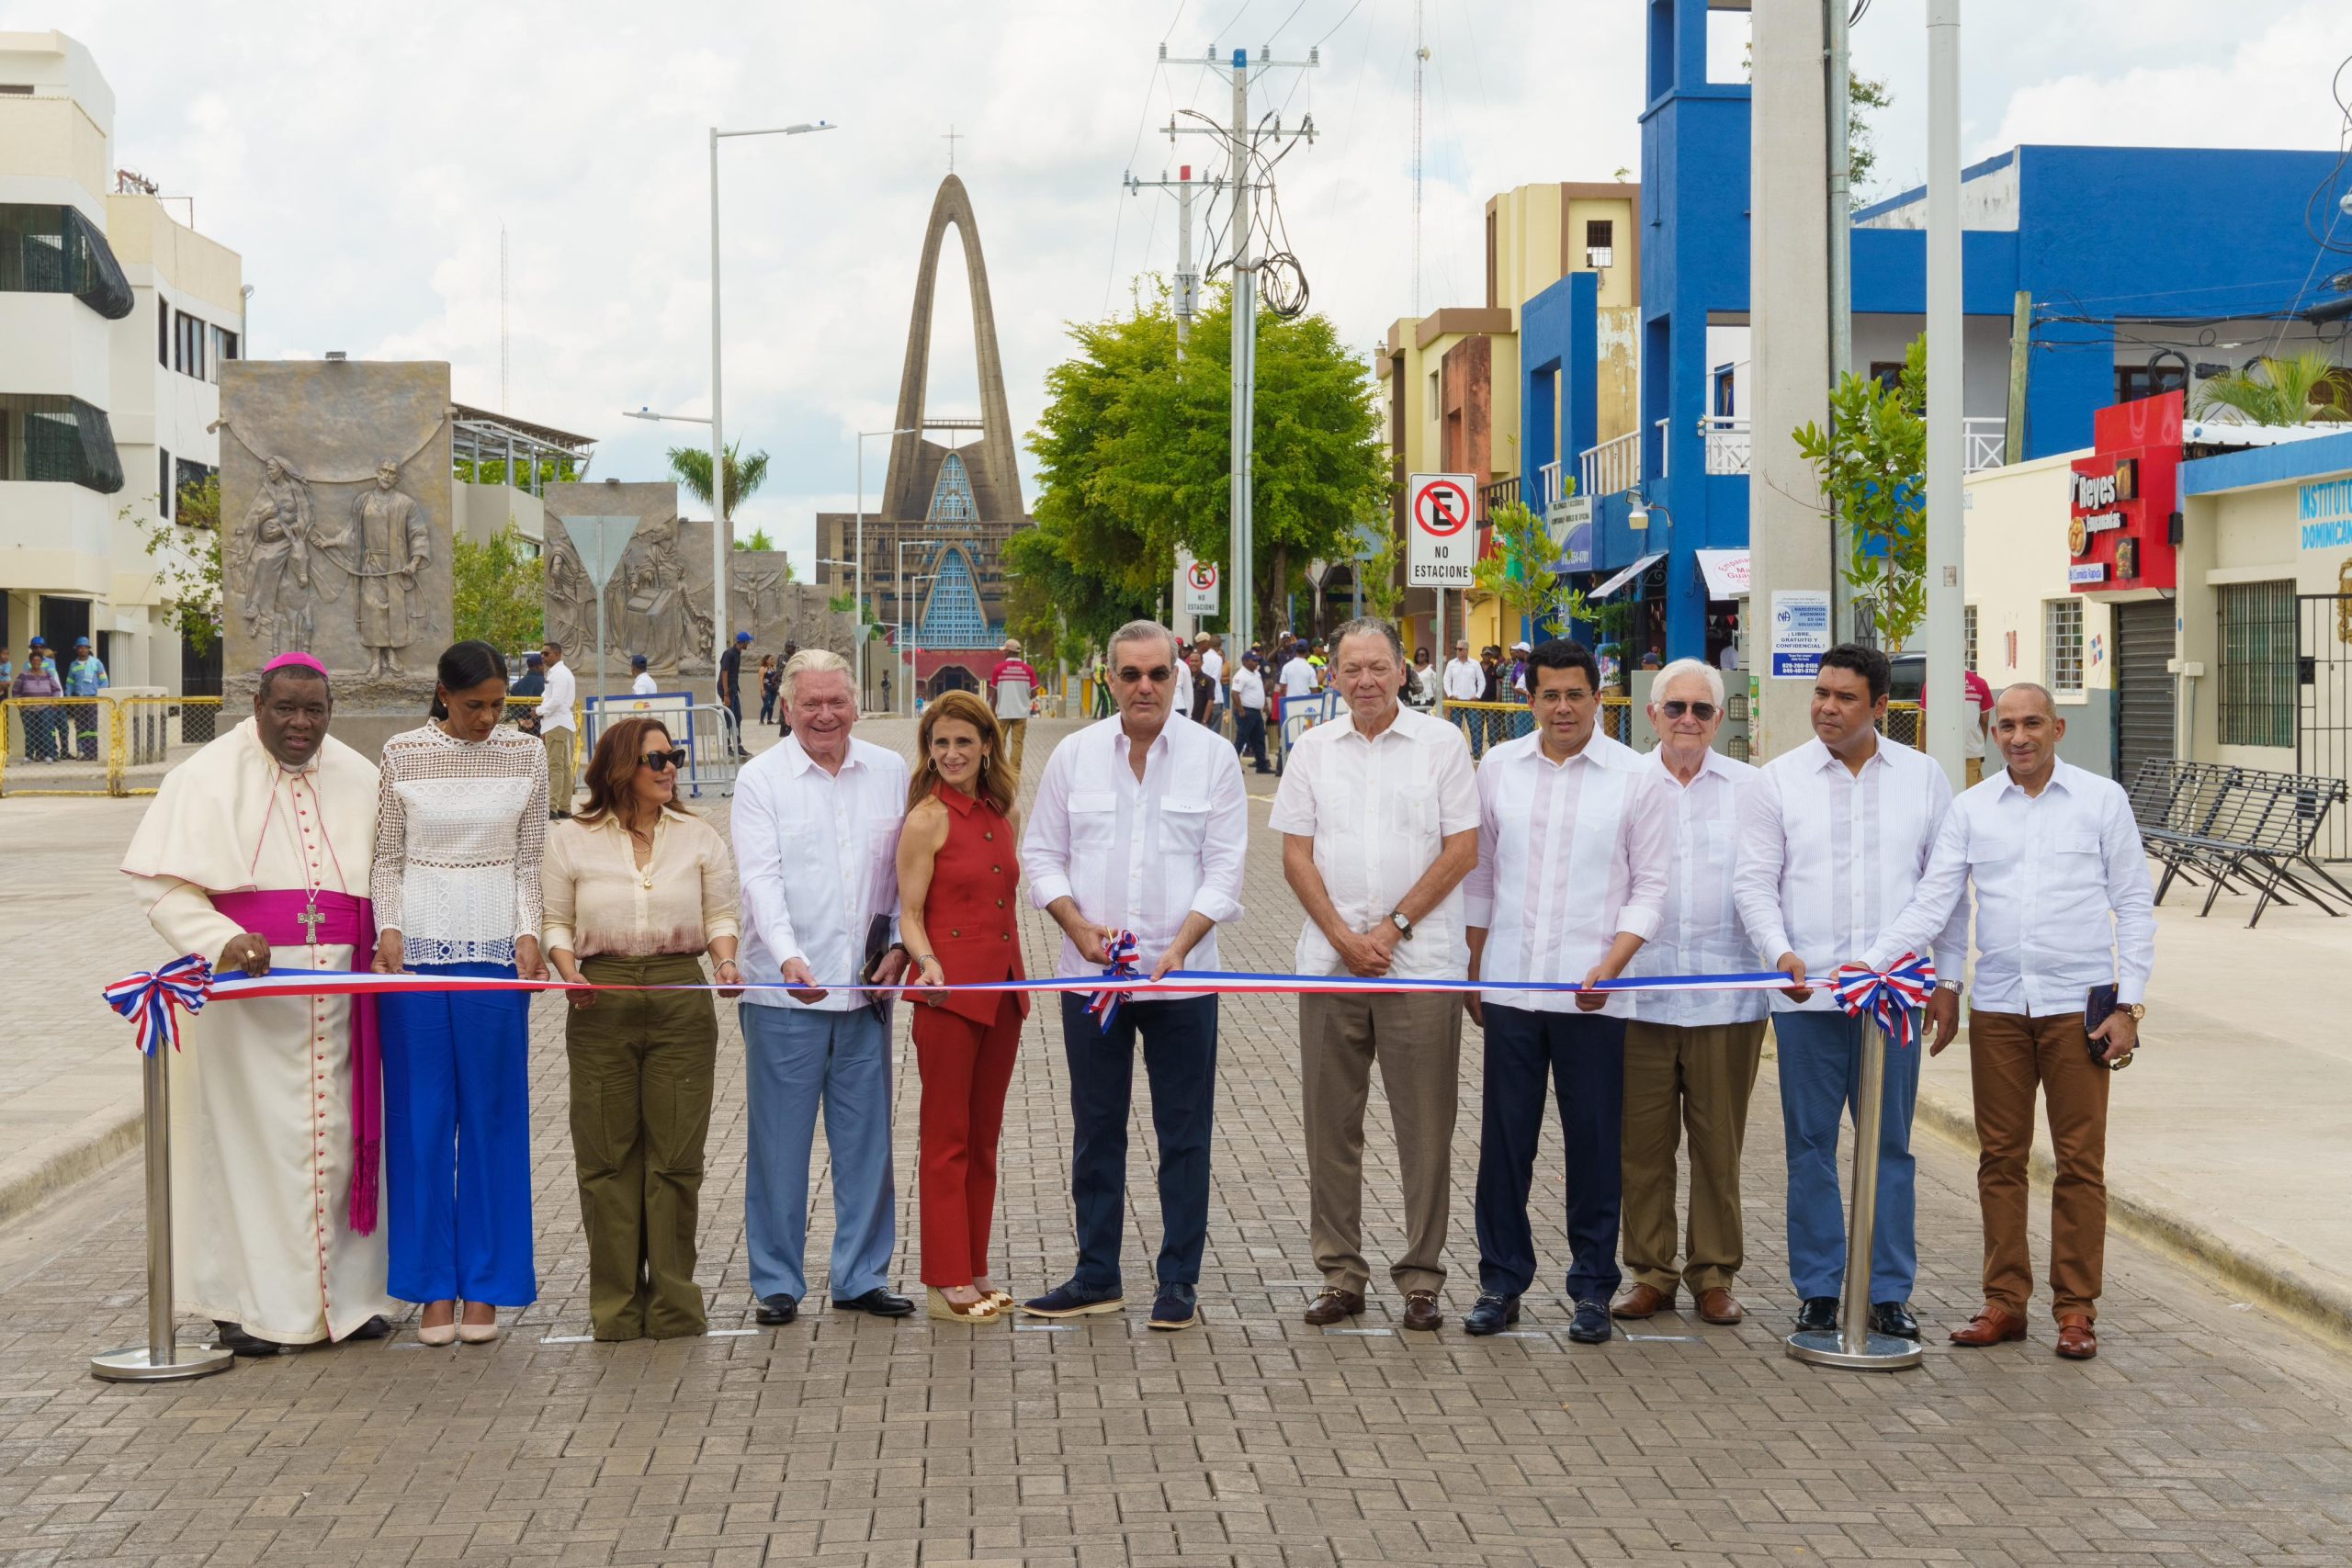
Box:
[1658,700,1719,721]
[639,749,688,773]
[1115,665,1174,685]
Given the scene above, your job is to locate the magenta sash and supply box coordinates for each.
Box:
[209,889,382,1236]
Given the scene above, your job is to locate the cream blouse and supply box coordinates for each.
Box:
[542,810,741,959]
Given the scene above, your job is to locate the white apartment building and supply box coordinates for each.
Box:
[1,28,244,694]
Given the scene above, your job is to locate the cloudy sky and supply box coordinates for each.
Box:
[25,1,2352,561]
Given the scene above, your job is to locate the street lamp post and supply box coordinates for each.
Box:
[856,426,917,704]
[897,536,937,717]
[707,118,834,676]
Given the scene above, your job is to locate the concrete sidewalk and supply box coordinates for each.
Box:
[1914,876,2352,1341]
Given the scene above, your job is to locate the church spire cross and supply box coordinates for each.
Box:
[943,124,962,172]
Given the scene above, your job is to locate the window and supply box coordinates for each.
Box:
[0,393,125,491]
[925,452,976,522]
[2115,363,2187,404]
[208,324,238,381]
[0,204,132,317]
[175,310,207,379]
[2044,597,2084,696]
[175,457,213,513]
[1964,604,1978,673]
[2217,581,2296,748]
[1869,359,1906,393]
[1585,219,1614,270]
[157,292,170,367]
[159,448,173,517]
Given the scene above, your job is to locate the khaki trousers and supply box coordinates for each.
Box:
[1299,991,1460,1296]
[1969,1009,2111,1321]
[1965,756,1985,788]
[568,954,718,1339]
[545,728,577,814]
[1619,1019,1767,1296]
[1001,716,1027,777]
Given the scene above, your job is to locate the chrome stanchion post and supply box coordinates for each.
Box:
[1786,1018,1926,1371]
[91,1043,233,1382]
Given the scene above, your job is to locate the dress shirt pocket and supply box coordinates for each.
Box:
[1158,798,1211,855]
[2052,834,2100,859]
[1391,783,1437,839]
[1069,791,1117,848]
[1964,836,2018,868]
[1697,817,1738,869]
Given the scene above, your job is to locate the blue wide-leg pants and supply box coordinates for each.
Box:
[739,1003,896,1303]
[379,962,538,1306]
[1773,1010,1922,1304]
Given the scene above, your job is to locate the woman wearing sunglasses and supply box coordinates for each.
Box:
[542,716,743,1339]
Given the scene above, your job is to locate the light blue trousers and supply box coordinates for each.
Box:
[738,1003,896,1303]
[1773,1010,1922,1304]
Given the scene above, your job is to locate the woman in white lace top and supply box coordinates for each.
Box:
[371,640,548,1346]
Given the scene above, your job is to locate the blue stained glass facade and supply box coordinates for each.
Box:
[918,545,989,648]
[927,452,977,522]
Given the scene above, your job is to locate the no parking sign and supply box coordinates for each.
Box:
[1407,473,1476,586]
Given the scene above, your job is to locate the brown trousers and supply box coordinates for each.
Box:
[1969,1009,2111,1321]
[1001,716,1027,777]
[1299,992,1461,1295]
[545,729,577,815]
[1619,1019,1768,1296]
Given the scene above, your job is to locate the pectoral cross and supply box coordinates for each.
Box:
[297,899,325,943]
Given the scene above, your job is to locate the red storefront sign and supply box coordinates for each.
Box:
[2068,390,2181,594]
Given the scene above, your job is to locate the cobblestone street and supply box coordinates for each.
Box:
[3,717,2349,1566]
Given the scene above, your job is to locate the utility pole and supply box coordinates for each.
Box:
[1924,0,1967,784]
[1162,42,1317,653]
[1124,161,1223,361]
[1824,0,1855,642]
[1412,1,1427,316]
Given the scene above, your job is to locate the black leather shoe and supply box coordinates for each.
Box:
[1567,1299,1613,1344]
[342,1314,393,1342]
[211,1322,282,1358]
[832,1287,914,1318]
[1463,1294,1521,1336]
[1148,1284,1199,1331]
[1794,1295,1839,1333]
[1871,1301,1920,1340]
[754,1293,799,1325]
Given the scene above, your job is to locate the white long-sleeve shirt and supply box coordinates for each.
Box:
[540,660,578,733]
[1626,747,1769,1027]
[1734,735,1965,1013]
[1442,657,1487,702]
[1269,703,1481,979]
[1022,712,1249,996]
[1864,760,2155,1014]
[1463,730,1668,1017]
[733,734,909,1011]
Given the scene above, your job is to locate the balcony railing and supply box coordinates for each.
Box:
[1478,475,1520,520]
[1577,430,1641,499]
[1533,459,1564,510]
[1963,416,2006,472]
[1701,414,1750,475]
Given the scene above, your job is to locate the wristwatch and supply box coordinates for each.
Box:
[2123,1001,2146,1021]
[1936,979,1962,994]
[1388,909,1415,941]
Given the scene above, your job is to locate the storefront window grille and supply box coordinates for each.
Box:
[1964,604,1978,673]
[2217,581,2296,749]
[2044,598,2084,695]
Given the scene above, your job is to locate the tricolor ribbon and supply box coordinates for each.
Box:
[1087,930,1143,1032]
[102,954,214,1056]
[1829,953,1938,1047]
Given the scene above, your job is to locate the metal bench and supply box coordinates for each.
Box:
[2126,759,2351,927]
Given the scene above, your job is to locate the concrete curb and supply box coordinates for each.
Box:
[1910,1084,2352,1351]
[0,1103,143,1232]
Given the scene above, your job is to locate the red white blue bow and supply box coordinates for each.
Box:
[103,953,214,1056]
[1829,953,1938,1048]
[1087,930,1142,1032]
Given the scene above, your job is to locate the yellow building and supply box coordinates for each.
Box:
[1376,181,1641,659]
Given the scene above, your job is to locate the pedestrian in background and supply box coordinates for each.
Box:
[1617,659,1768,1329]
[10,646,62,761]
[1196,632,1226,736]
[757,653,781,724]
[1228,649,1272,773]
[989,638,1040,775]
[718,630,752,757]
[1272,617,1479,1333]
[538,637,578,818]
[371,639,549,1346]
[64,635,107,759]
[1862,682,2154,1360]
[899,689,1026,1324]
[630,654,656,696]
[542,715,742,1340]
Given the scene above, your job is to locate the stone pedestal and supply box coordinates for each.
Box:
[217,360,454,759]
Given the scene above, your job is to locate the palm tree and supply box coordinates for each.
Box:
[734,528,775,553]
[2191,349,2352,426]
[667,442,773,517]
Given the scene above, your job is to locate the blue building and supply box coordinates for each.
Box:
[1527,0,2352,664]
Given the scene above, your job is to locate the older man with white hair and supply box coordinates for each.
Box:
[1613,658,1769,1327]
[733,648,916,1325]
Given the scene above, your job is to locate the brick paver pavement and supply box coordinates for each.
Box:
[3,716,2350,1566]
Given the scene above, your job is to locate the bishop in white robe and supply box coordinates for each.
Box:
[119,656,396,1348]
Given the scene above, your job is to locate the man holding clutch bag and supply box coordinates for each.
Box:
[1859,682,2155,1360]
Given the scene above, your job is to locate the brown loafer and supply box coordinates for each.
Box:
[1303,1289,1364,1326]
[1611,1282,1672,1320]
[1696,1288,1744,1325]
[2054,1313,2098,1360]
[1949,1305,2029,1347]
[1400,1290,1443,1332]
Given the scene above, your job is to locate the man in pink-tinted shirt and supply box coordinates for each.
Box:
[989,639,1042,774]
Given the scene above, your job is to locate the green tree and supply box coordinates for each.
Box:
[1356,525,1405,623]
[1744,45,1891,206]
[2191,349,2351,425]
[734,527,775,552]
[131,472,225,655]
[1009,278,1390,655]
[1794,333,1928,649]
[667,442,771,518]
[452,523,548,652]
[455,455,580,490]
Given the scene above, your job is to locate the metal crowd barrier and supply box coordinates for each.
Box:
[0,694,227,797]
[1438,696,1632,759]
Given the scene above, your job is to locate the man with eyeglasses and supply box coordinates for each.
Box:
[1460,639,1667,1341]
[1272,617,1479,1332]
[1614,658,1769,1328]
[1021,621,1249,1330]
